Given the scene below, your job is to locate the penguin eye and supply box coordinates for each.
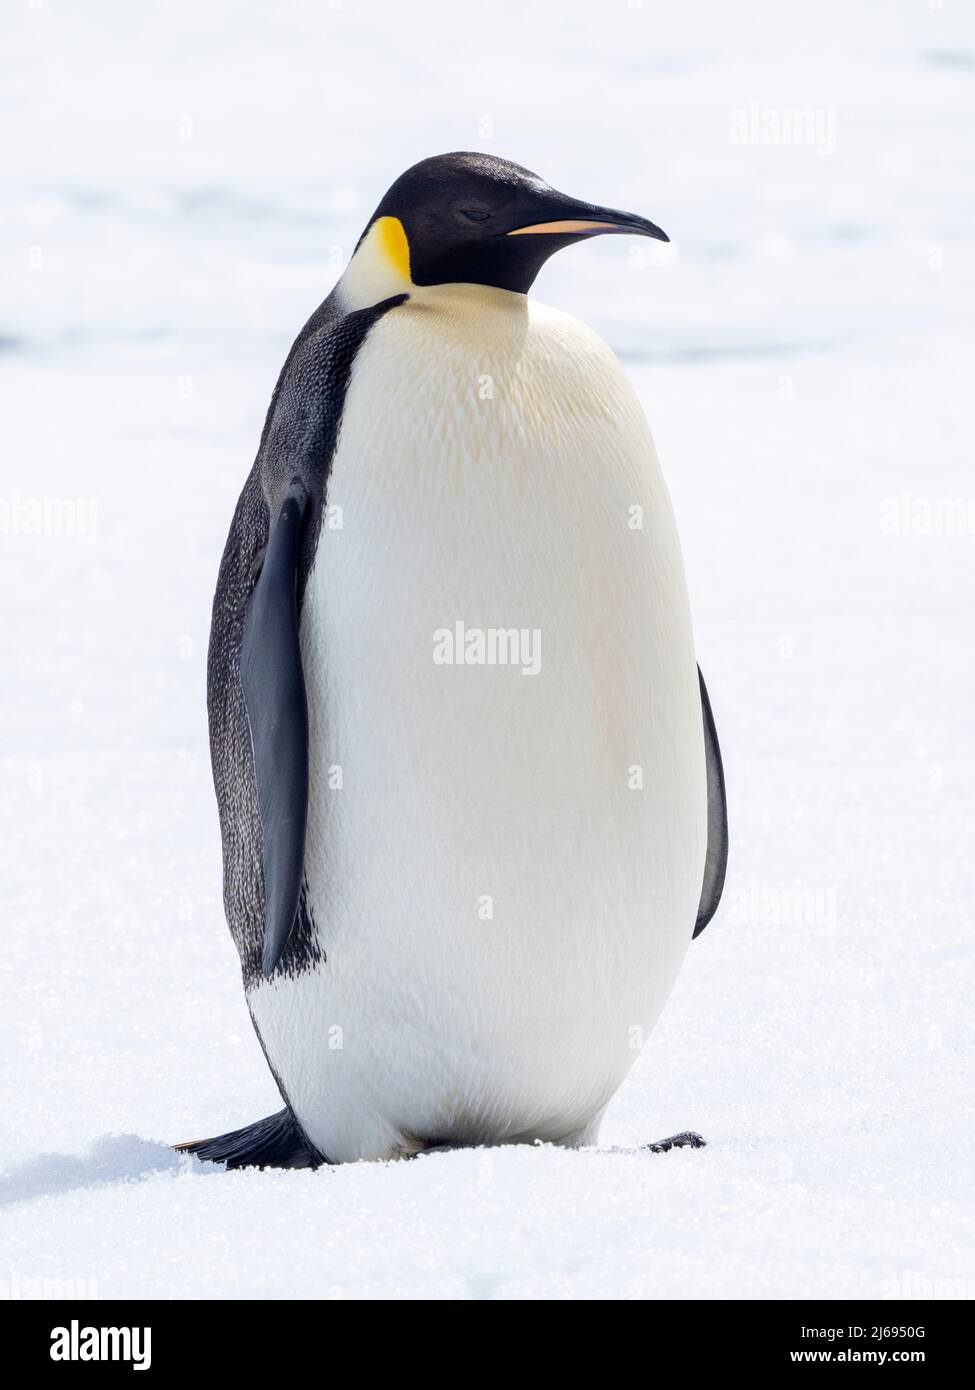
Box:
[459,208,491,223]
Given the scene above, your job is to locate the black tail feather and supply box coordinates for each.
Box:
[175,1108,326,1170]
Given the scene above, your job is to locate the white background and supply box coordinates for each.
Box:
[1,0,973,1299]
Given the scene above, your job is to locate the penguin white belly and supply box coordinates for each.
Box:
[247,284,707,1162]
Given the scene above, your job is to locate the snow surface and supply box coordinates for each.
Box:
[1,0,974,1300]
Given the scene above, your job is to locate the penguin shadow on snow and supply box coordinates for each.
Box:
[0,1134,206,1208]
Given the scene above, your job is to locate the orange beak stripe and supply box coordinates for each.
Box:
[506,219,622,236]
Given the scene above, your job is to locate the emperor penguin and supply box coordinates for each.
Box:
[178,153,728,1168]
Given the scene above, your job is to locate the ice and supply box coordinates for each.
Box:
[1,0,973,1300]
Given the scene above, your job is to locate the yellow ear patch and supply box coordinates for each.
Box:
[375,215,412,282]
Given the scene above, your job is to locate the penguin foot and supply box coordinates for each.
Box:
[642,1131,706,1154]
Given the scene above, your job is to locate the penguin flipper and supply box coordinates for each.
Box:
[175,1108,325,1170]
[240,481,310,976]
[693,666,728,938]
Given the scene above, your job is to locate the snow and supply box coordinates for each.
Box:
[2,0,974,1300]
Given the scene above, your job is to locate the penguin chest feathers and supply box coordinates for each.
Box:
[247,284,707,1163]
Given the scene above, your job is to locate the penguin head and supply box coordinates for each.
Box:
[343,152,668,301]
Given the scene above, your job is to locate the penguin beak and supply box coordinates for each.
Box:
[506,199,669,243]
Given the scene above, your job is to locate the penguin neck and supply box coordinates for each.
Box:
[335,217,528,320]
